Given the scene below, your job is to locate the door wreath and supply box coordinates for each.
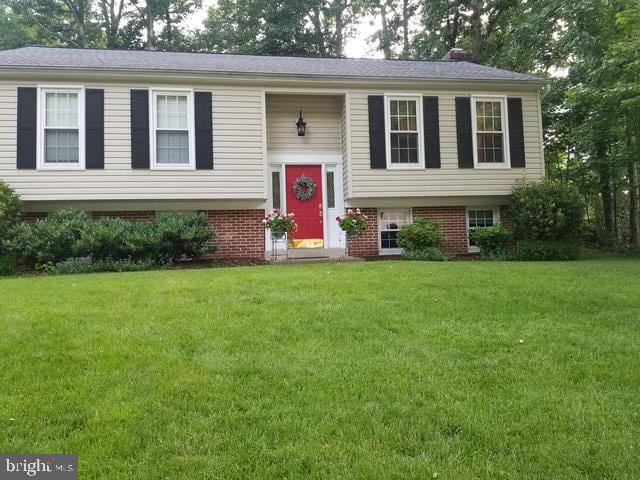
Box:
[292,175,317,201]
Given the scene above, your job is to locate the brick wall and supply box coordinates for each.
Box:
[499,205,512,229]
[201,210,265,260]
[413,206,469,255]
[91,211,156,222]
[346,207,379,257]
[22,212,48,223]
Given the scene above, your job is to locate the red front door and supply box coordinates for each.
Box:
[286,165,323,248]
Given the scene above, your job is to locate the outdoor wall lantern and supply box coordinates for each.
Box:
[296,110,306,136]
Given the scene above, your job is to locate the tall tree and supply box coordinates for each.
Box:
[198,0,361,57]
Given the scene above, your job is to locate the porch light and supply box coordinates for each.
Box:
[296,110,306,136]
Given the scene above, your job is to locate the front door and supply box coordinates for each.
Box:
[286,165,323,248]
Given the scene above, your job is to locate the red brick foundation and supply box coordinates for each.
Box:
[346,208,379,257]
[412,206,469,255]
[499,205,512,229]
[91,211,156,222]
[347,205,510,258]
[201,210,265,260]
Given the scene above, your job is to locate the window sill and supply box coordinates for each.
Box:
[386,164,424,170]
[380,248,403,256]
[474,163,510,170]
[150,164,196,171]
[37,164,85,171]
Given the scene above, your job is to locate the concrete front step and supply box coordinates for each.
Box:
[270,256,364,264]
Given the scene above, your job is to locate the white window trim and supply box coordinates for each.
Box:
[150,89,196,171]
[378,208,412,255]
[471,96,510,169]
[466,207,500,253]
[384,95,425,169]
[37,86,85,171]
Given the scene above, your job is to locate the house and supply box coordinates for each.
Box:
[0,47,546,259]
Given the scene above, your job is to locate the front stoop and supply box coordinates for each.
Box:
[270,255,364,264]
[266,247,349,262]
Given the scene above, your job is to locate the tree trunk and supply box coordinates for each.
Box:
[596,140,615,245]
[401,0,409,57]
[628,120,640,249]
[165,10,172,44]
[470,0,483,59]
[64,0,88,47]
[310,7,327,56]
[380,3,392,59]
[147,1,156,50]
[335,9,343,58]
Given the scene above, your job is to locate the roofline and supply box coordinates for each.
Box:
[0,65,549,87]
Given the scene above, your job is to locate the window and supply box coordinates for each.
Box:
[271,171,281,210]
[326,171,335,208]
[386,96,423,168]
[151,91,194,169]
[467,208,498,252]
[472,97,509,167]
[379,209,411,254]
[39,88,84,169]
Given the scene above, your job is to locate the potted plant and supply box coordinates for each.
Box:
[336,208,368,239]
[263,210,297,239]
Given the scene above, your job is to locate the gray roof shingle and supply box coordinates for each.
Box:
[0,46,543,83]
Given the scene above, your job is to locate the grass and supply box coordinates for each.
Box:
[1,260,639,479]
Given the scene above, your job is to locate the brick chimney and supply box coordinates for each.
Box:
[442,48,475,62]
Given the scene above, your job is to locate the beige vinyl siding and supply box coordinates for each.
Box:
[0,82,265,201]
[340,95,350,199]
[266,94,341,153]
[347,90,544,198]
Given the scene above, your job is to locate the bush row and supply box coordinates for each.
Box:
[2,208,214,270]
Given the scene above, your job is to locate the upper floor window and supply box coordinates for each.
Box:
[39,88,84,170]
[151,91,195,169]
[472,97,509,168]
[386,96,423,168]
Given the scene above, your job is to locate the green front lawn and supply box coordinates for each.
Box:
[1,260,639,479]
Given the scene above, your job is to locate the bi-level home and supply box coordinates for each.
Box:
[0,47,546,259]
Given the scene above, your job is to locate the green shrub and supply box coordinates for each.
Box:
[149,212,214,263]
[0,181,23,244]
[471,224,513,259]
[403,247,450,261]
[5,209,214,271]
[511,181,585,242]
[397,218,446,253]
[45,258,158,275]
[0,256,17,276]
[514,240,581,261]
[5,208,90,268]
[77,217,138,261]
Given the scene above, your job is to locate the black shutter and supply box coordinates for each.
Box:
[455,97,474,168]
[368,95,386,169]
[194,91,213,170]
[130,89,149,169]
[85,89,104,169]
[423,96,440,168]
[508,97,526,168]
[16,87,37,169]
